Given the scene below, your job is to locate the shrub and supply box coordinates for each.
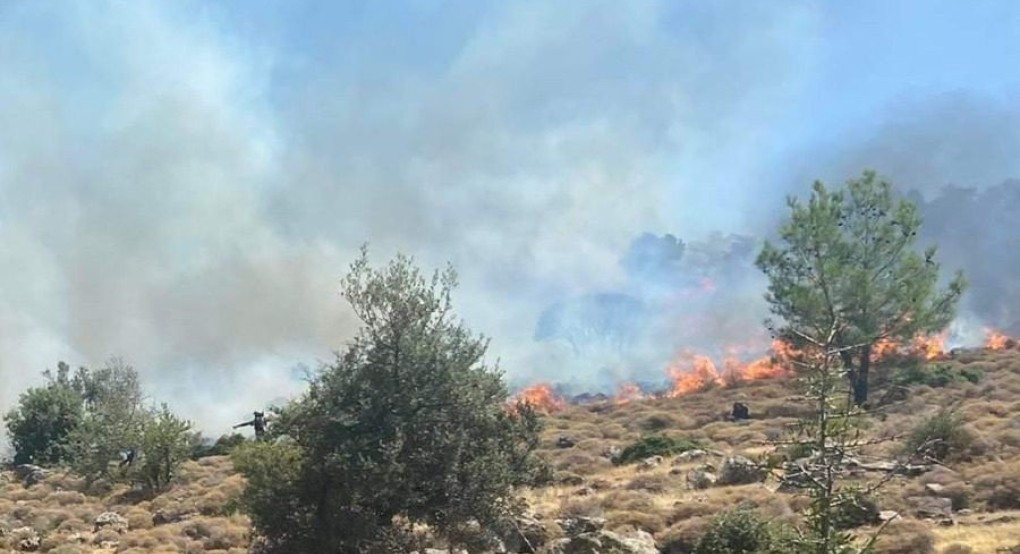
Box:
[903,407,973,462]
[136,405,193,493]
[613,434,703,465]
[233,250,543,553]
[973,460,1020,510]
[832,489,880,529]
[892,362,982,388]
[693,508,786,554]
[4,362,84,465]
[872,520,935,554]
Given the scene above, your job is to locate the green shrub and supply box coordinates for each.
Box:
[832,489,879,530]
[693,508,787,554]
[903,408,973,462]
[892,363,982,388]
[613,434,703,465]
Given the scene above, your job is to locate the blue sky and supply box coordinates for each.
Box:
[2,0,1020,430]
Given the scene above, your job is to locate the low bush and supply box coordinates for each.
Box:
[892,362,982,388]
[693,508,787,554]
[903,408,974,462]
[613,434,704,465]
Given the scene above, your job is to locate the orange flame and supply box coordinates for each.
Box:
[510,383,565,414]
[911,332,946,360]
[613,383,645,405]
[872,337,900,361]
[666,340,795,397]
[985,328,1011,350]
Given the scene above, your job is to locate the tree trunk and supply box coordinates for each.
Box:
[852,345,872,406]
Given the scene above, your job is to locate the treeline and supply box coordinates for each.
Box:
[4,359,245,493]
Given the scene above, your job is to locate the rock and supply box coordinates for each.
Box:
[858,461,932,476]
[13,464,48,487]
[18,536,40,552]
[924,483,946,495]
[556,436,577,449]
[603,446,622,460]
[637,456,663,470]
[152,510,196,526]
[499,513,548,553]
[10,527,40,552]
[878,511,901,523]
[717,456,765,486]
[731,402,750,420]
[909,496,954,525]
[557,516,605,537]
[93,512,129,533]
[673,449,709,464]
[543,529,657,554]
[686,469,718,490]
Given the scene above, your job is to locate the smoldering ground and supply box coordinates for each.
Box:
[1,1,1020,443]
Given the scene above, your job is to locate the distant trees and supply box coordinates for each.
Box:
[233,248,544,553]
[756,170,966,405]
[4,359,192,493]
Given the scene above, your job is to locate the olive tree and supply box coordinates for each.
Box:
[233,247,544,553]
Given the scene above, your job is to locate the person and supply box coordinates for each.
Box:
[119,448,136,468]
[234,411,267,439]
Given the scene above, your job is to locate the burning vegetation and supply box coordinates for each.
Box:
[510,328,1020,413]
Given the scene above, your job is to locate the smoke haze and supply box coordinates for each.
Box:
[2,1,1020,440]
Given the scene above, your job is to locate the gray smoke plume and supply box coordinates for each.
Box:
[0,0,818,439]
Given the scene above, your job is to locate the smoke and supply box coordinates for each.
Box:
[777,91,1020,343]
[6,0,1020,441]
[0,0,821,436]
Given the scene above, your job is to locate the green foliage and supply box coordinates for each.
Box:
[613,434,703,465]
[64,359,149,483]
[694,508,788,554]
[904,407,973,462]
[233,248,543,554]
[5,358,192,494]
[756,170,965,405]
[231,440,308,551]
[831,489,880,530]
[4,362,83,465]
[136,404,192,492]
[891,362,982,388]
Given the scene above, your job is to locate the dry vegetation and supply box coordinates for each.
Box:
[526,346,1020,554]
[4,347,1020,553]
[0,456,249,553]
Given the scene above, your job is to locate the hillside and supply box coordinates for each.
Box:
[4,345,1020,553]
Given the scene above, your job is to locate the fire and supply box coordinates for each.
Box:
[510,383,565,414]
[872,337,900,360]
[985,328,1011,350]
[871,332,947,362]
[666,340,795,397]
[911,332,947,360]
[613,383,645,405]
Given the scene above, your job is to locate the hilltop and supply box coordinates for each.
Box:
[3,343,1020,553]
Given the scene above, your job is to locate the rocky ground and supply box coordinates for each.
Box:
[4,346,1020,553]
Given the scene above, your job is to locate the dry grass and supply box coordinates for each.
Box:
[0,455,248,553]
[523,347,1020,552]
[5,347,1020,552]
